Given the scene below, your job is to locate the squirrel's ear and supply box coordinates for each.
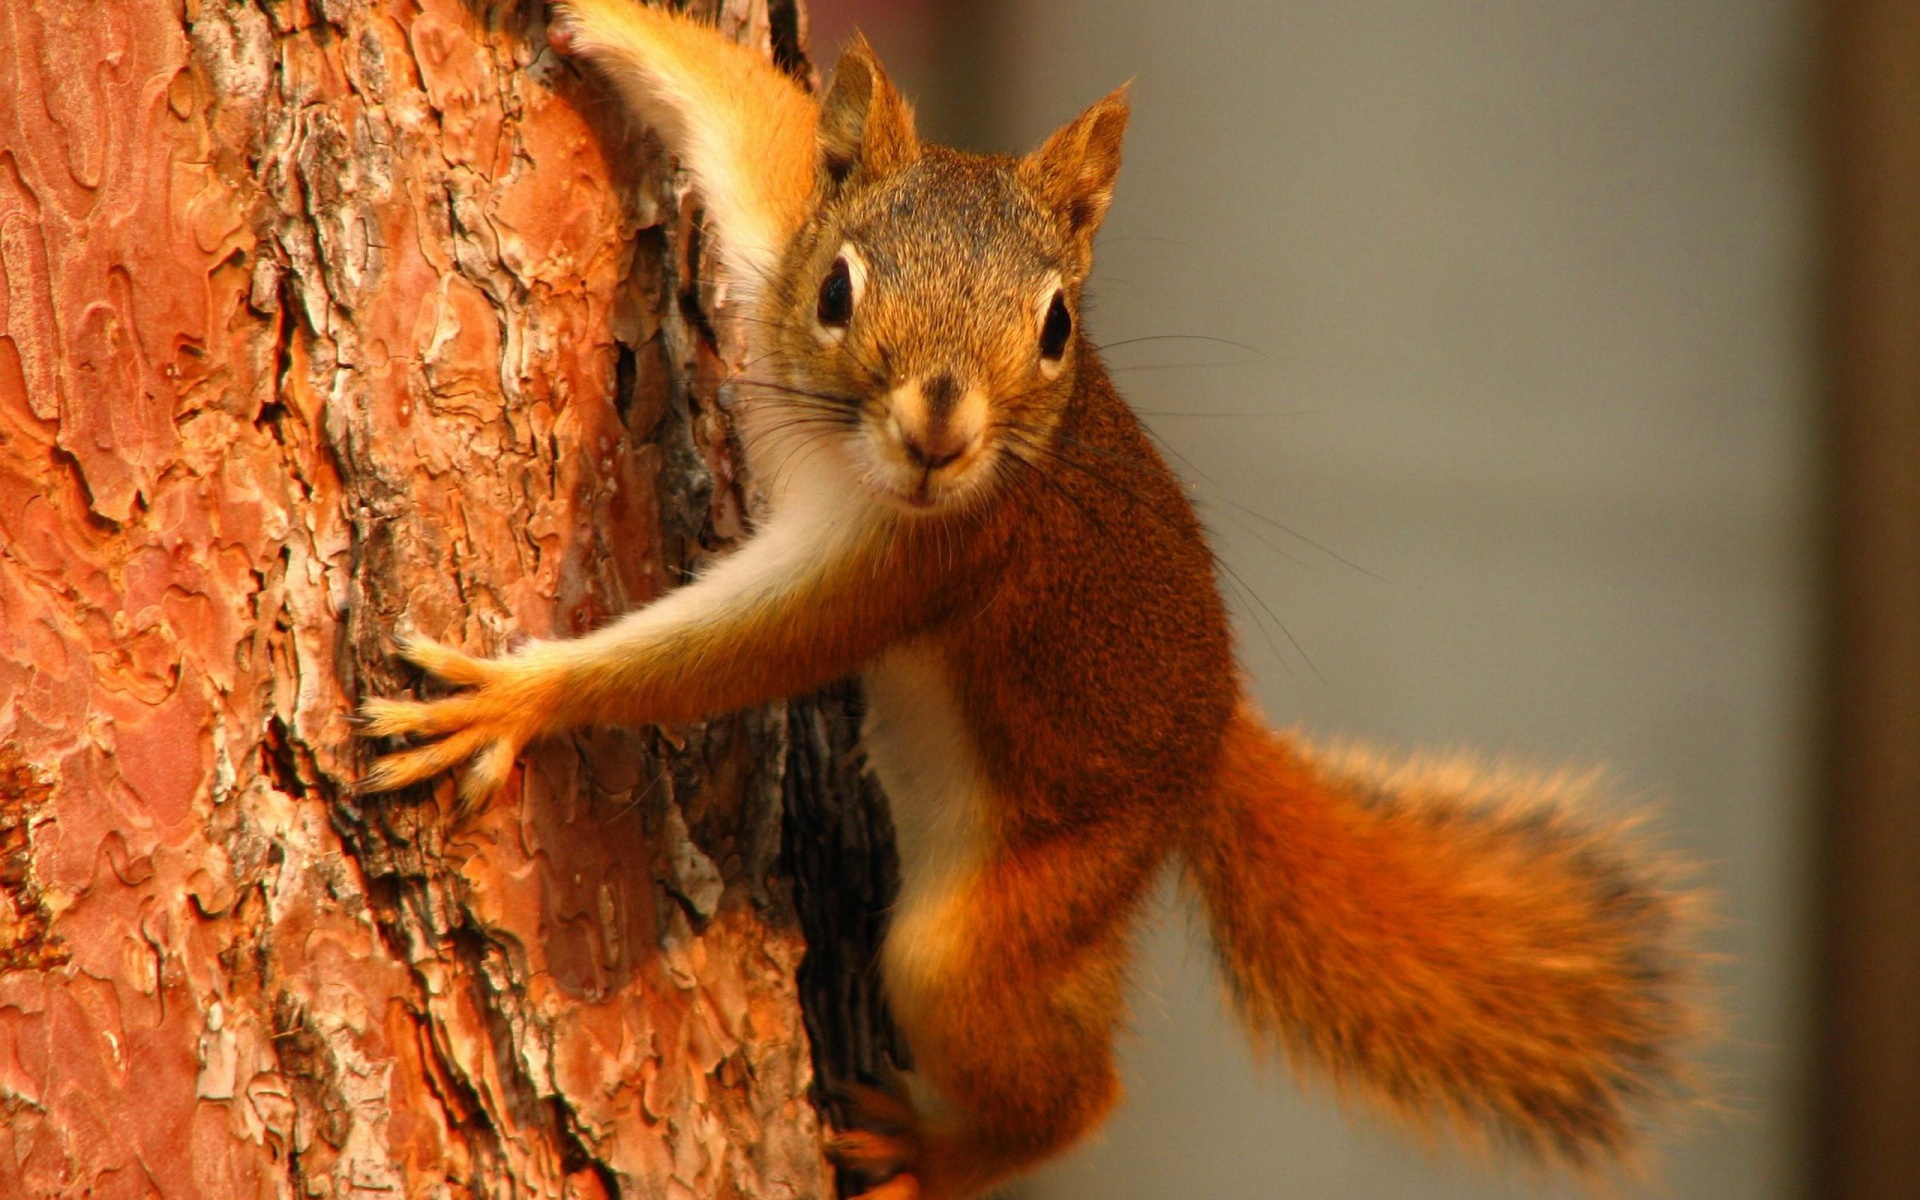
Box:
[818,33,919,184]
[1021,84,1131,253]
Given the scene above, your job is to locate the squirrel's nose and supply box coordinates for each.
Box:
[889,375,984,472]
[903,427,968,471]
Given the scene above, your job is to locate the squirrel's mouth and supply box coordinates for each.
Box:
[866,448,995,515]
[861,418,993,514]
[859,379,995,513]
[878,469,969,513]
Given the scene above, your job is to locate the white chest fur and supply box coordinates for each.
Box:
[861,643,990,1004]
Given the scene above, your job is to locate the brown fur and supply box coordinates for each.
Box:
[362,6,1702,1197]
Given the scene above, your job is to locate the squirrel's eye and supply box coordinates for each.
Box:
[817,257,854,327]
[1039,291,1072,361]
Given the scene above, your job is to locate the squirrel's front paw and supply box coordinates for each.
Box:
[545,0,603,59]
[358,636,547,804]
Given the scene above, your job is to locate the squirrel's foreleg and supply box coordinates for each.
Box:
[547,0,818,295]
[360,501,932,801]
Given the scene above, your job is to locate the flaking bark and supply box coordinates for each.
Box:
[0,1,895,1196]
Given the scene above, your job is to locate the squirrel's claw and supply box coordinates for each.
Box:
[829,1082,917,1133]
[356,636,539,803]
[358,696,441,739]
[826,1128,916,1177]
[358,727,489,795]
[547,5,587,58]
[828,1082,924,1193]
[396,634,499,688]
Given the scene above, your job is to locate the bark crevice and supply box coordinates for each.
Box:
[0,1,885,1196]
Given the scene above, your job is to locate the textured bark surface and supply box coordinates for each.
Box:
[0,1,895,1196]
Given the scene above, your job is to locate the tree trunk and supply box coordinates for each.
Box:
[0,2,899,1197]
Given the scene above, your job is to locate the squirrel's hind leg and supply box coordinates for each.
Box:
[852,833,1161,1200]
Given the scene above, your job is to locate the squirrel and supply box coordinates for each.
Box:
[359,3,1700,1197]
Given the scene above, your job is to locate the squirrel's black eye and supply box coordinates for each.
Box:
[817,257,854,327]
[1039,291,1072,361]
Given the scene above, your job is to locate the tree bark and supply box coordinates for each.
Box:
[0,1,897,1197]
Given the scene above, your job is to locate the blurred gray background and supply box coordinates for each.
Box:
[808,2,1822,1197]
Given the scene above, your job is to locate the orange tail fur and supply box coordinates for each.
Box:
[1184,708,1699,1169]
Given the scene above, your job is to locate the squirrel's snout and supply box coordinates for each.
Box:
[902,428,968,470]
[871,375,995,508]
[886,376,987,472]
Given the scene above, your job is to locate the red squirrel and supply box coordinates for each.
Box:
[360,3,1699,1196]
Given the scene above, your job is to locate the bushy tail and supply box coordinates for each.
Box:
[1183,709,1701,1170]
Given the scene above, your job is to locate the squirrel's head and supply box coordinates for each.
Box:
[754,36,1129,514]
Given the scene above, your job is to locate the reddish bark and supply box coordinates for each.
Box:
[0,2,881,1196]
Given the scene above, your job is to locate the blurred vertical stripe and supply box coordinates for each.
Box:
[1816,2,1920,1199]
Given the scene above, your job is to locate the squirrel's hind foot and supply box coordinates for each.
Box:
[827,1083,927,1197]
